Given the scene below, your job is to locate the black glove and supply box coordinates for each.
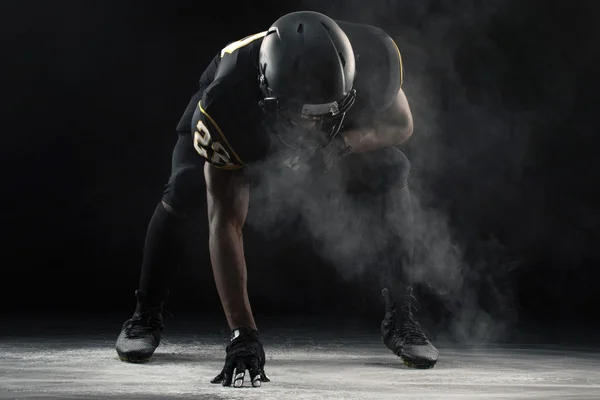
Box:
[211,327,270,388]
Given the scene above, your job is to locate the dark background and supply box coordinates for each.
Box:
[1,0,598,343]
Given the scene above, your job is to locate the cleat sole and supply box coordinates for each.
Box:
[401,356,437,369]
[403,359,436,369]
[118,355,152,363]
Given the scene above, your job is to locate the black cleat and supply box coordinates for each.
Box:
[116,291,164,363]
[381,287,439,369]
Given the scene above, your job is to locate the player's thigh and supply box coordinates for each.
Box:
[162,131,206,214]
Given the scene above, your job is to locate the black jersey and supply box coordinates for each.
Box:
[177,21,404,170]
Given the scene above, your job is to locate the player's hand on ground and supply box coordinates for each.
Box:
[211,327,270,388]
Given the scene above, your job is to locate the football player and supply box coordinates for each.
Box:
[116,11,439,387]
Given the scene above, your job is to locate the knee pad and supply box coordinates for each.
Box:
[343,147,411,192]
[162,165,206,215]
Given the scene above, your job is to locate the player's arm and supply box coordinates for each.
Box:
[206,163,270,388]
[194,97,255,330]
[204,162,257,330]
[340,87,414,154]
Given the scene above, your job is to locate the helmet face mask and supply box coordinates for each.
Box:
[260,89,356,151]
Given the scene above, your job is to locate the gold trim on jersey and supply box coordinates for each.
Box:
[220,31,268,58]
[198,102,245,166]
[214,164,244,170]
[390,39,404,87]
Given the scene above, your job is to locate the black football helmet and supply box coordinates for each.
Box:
[258,11,357,151]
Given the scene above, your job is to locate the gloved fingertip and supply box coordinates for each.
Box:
[260,372,271,382]
[233,371,245,388]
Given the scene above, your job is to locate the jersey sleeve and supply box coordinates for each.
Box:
[390,37,404,88]
[191,96,245,170]
[191,84,270,170]
[336,20,404,113]
[187,30,270,169]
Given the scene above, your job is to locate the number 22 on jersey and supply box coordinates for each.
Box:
[193,119,237,168]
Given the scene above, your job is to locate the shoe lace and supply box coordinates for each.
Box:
[396,292,429,346]
[124,307,169,339]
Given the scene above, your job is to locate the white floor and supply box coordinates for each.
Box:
[1,319,599,399]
